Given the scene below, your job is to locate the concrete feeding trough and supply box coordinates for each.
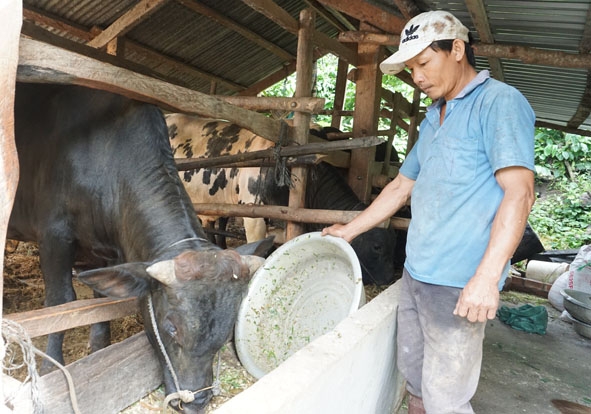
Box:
[215,281,405,414]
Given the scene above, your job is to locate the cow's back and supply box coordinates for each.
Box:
[166,114,274,232]
[167,114,272,205]
[9,83,198,262]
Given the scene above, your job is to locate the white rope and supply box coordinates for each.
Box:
[167,237,208,249]
[2,319,82,414]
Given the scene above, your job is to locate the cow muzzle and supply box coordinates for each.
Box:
[166,390,211,414]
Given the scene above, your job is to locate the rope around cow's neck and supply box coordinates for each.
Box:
[147,294,221,412]
[167,236,209,249]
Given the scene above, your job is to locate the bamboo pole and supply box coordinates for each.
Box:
[174,135,382,170]
[192,203,410,230]
[287,9,315,240]
[213,96,325,113]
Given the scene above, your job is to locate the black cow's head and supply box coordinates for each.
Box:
[350,227,398,286]
[77,249,264,414]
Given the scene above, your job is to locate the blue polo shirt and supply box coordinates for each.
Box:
[399,70,535,289]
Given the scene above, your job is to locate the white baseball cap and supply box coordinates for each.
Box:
[380,10,470,75]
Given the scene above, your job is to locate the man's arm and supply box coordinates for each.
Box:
[322,173,415,243]
[454,166,535,323]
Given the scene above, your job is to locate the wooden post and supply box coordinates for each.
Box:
[348,23,384,202]
[406,88,422,154]
[331,58,349,130]
[0,0,22,406]
[286,9,315,240]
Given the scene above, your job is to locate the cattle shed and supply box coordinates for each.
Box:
[2,0,591,413]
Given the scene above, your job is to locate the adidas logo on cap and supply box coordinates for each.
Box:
[401,24,420,43]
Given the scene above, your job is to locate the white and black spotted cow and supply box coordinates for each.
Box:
[9,84,267,414]
[166,113,270,245]
[166,114,400,286]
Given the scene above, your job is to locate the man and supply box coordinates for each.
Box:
[322,10,535,414]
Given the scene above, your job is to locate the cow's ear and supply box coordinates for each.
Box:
[76,263,152,298]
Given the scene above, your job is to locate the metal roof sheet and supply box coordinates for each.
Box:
[21,0,591,133]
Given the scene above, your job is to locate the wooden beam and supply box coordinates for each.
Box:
[23,6,93,41]
[348,22,383,203]
[240,0,357,65]
[339,31,399,45]
[331,58,350,129]
[176,154,324,169]
[288,9,316,239]
[465,0,505,82]
[474,43,591,69]
[380,87,412,117]
[36,333,161,414]
[392,0,421,20]
[192,203,410,230]
[566,5,591,129]
[17,36,287,143]
[567,74,591,129]
[174,135,382,170]
[86,0,170,49]
[341,31,591,70]
[320,3,358,31]
[302,0,351,32]
[4,298,138,338]
[175,0,295,62]
[213,96,325,112]
[316,0,406,34]
[535,120,591,138]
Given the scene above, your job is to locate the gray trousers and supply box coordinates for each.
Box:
[397,269,486,414]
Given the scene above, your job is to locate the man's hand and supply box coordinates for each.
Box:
[321,223,353,242]
[453,275,500,323]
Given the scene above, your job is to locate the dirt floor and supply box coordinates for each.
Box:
[4,241,590,413]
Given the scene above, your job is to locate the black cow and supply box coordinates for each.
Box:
[260,162,399,286]
[8,83,265,414]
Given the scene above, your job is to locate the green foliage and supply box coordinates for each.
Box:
[534,128,591,179]
[529,175,591,249]
[260,55,357,128]
[261,54,419,159]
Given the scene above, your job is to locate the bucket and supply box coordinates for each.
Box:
[526,260,569,284]
[234,232,365,379]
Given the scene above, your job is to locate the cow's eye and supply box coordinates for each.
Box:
[162,318,178,340]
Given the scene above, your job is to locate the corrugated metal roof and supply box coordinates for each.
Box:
[422,0,591,131]
[20,0,591,133]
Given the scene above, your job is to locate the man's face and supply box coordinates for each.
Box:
[405,41,462,101]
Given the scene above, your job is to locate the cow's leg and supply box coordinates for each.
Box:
[216,217,228,249]
[203,219,217,244]
[244,217,267,243]
[38,232,76,373]
[89,291,111,353]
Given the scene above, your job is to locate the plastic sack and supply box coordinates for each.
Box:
[548,271,569,311]
[567,245,591,293]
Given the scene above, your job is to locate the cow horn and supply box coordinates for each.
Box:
[146,259,177,286]
[241,255,266,276]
